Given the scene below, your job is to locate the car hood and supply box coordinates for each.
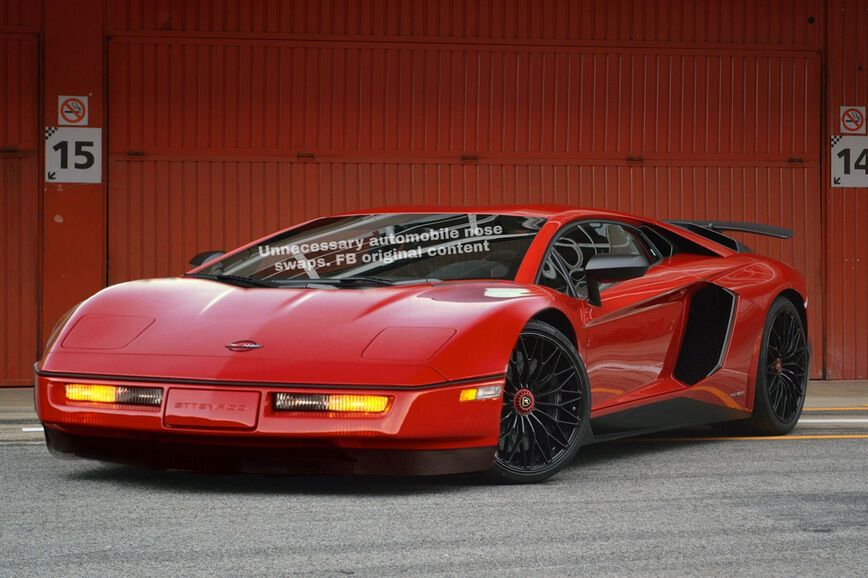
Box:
[40,277,554,386]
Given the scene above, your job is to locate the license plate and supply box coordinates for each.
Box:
[164,388,260,430]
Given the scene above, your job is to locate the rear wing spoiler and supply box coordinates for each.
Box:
[666,220,794,253]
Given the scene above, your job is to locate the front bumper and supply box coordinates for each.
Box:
[44,427,496,475]
[35,372,502,475]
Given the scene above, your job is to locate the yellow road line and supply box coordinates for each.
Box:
[802,407,868,412]
[631,434,868,442]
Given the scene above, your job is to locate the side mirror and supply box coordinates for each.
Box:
[189,250,225,267]
[584,254,650,307]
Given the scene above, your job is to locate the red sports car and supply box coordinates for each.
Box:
[36,206,809,483]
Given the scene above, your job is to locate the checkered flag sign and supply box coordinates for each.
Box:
[830,135,843,147]
[45,127,58,140]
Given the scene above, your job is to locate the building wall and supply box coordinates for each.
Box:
[0,0,865,382]
[0,1,38,385]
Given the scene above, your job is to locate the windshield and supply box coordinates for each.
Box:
[195,213,546,285]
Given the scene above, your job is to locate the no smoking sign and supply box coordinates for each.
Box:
[840,105,866,135]
[58,95,89,126]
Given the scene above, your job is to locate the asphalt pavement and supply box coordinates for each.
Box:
[1,383,866,576]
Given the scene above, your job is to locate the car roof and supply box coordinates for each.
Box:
[336,204,645,222]
[331,205,731,256]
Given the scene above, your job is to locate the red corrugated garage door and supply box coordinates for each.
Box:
[0,3,39,385]
[106,0,824,377]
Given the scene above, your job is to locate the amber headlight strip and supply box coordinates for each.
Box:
[65,384,163,406]
[273,393,390,414]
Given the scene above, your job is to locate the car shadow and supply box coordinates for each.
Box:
[64,427,723,495]
[66,463,484,495]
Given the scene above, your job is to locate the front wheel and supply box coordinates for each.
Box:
[487,320,591,484]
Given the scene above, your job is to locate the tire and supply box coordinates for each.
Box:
[727,297,809,436]
[486,320,591,484]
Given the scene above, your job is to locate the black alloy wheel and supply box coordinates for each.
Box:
[765,303,809,424]
[488,320,590,483]
[724,297,809,436]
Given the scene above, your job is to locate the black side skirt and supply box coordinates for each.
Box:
[584,396,750,444]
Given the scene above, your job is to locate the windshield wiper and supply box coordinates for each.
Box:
[186,273,278,288]
[310,276,396,287]
[388,278,443,285]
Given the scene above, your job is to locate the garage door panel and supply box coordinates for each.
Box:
[0,156,38,385]
[107,0,823,48]
[109,40,821,160]
[0,0,39,32]
[108,160,822,365]
[109,158,823,375]
[826,190,868,378]
[0,36,37,148]
[0,33,37,385]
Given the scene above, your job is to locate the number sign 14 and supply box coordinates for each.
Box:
[831,135,868,188]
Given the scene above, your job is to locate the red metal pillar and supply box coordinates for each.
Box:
[824,0,868,379]
[40,0,106,343]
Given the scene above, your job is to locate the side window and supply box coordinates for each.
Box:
[638,225,674,259]
[539,221,651,299]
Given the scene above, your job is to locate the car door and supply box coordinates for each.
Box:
[538,220,693,410]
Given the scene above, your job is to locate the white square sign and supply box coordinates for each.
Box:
[831,135,868,187]
[58,95,89,126]
[44,127,102,184]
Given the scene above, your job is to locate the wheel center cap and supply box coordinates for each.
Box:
[773,357,783,373]
[514,388,535,415]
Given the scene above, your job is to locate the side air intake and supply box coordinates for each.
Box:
[674,285,736,385]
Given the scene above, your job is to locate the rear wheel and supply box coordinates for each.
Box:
[730,297,809,436]
[487,320,590,484]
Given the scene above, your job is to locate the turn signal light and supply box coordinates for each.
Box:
[459,385,503,402]
[273,393,390,414]
[65,384,163,406]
